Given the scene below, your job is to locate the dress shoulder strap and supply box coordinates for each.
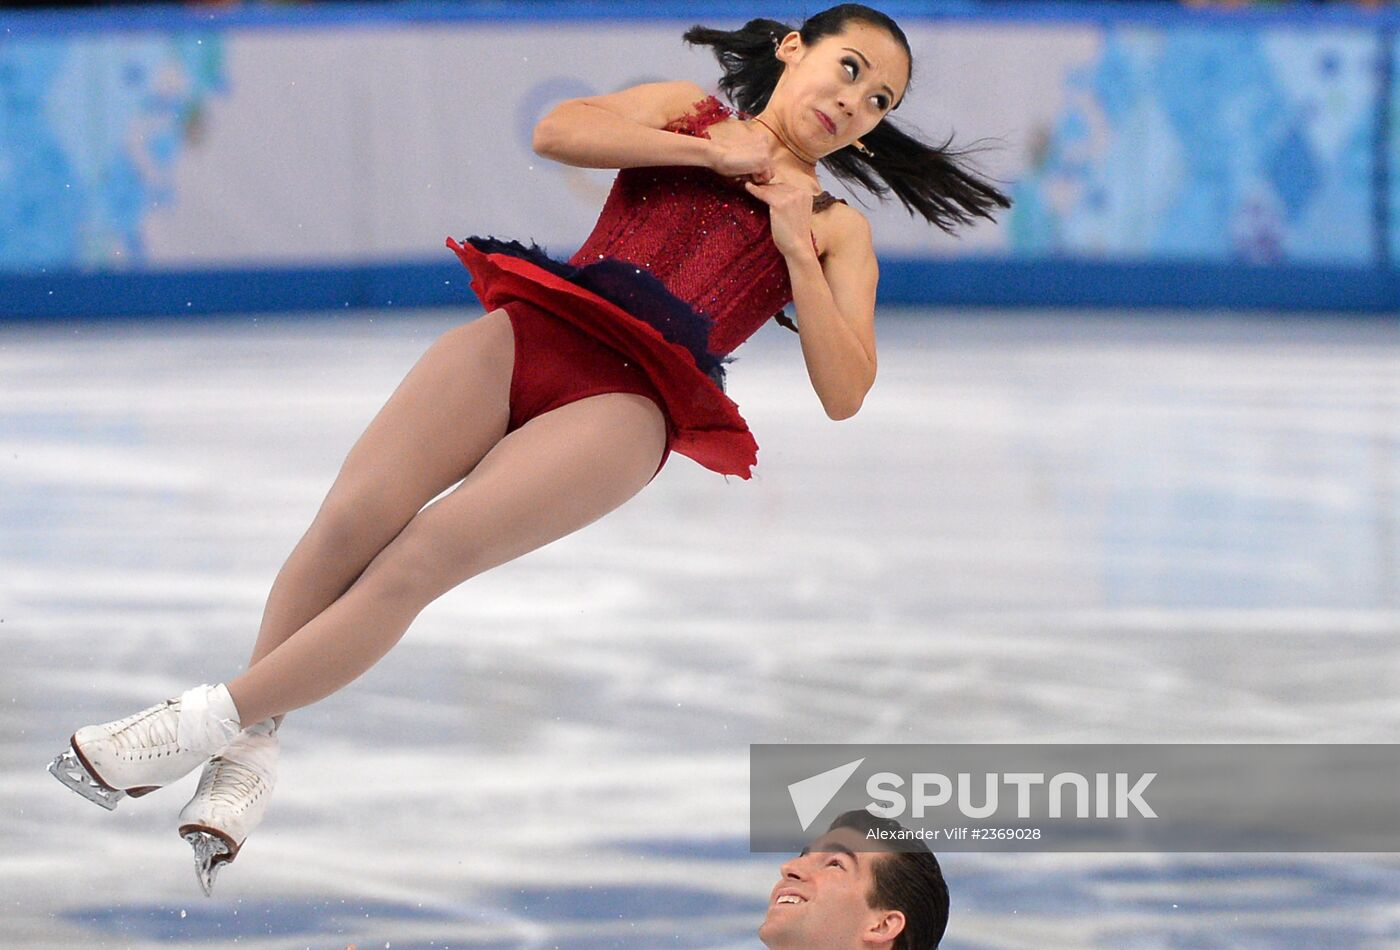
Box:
[664,95,741,138]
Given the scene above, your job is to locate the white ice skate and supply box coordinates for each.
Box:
[48,684,243,811]
[178,719,278,896]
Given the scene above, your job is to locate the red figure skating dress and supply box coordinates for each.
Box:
[447,95,844,480]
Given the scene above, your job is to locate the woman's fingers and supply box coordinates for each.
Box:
[743,180,772,202]
[744,179,804,205]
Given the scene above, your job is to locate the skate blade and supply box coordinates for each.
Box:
[182,830,233,897]
[47,748,126,811]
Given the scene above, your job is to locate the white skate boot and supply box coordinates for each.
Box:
[48,684,243,811]
[178,718,278,896]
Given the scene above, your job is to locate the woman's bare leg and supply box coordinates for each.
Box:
[244,309,515,676]
[226,390,668,725]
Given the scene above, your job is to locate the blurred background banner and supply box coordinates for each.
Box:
[2,0,1397,316]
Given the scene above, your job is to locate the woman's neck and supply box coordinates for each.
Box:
[751,111,820,171]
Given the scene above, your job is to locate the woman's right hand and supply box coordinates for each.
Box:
[707,126,775,183]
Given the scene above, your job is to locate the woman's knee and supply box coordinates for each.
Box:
[352,524,470,608]
[303,484,412,564]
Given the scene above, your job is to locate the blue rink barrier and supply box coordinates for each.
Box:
[3,257,1388,321]
[3,0,1400,319]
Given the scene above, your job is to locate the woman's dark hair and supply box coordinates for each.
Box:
[828,809,950,949]
[683,4,1010,232]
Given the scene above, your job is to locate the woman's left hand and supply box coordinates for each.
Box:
[744,180,816,261]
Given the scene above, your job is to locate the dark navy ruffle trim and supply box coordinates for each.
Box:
[465,236,732,390]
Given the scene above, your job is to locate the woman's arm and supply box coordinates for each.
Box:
[745,184,878,420]
[532,80,722,170]
[788,212,879,420]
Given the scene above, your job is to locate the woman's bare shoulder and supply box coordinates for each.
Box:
[816,198,874,258]
[571,80,715,130]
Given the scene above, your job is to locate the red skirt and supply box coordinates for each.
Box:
[447,236,758,479]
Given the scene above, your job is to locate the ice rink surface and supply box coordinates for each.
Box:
[2,306,1399,948]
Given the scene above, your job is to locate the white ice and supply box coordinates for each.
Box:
[2,307,1398,948]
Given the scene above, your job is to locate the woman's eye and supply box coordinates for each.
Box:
[842,58,858,79]
[873,95,889,110]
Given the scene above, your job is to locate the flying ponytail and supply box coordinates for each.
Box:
[684,5,1011,232]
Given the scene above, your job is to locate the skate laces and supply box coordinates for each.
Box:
[202,757,267,809]
[109,703,180,755]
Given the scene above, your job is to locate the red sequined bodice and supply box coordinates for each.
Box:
[569,96,833,357]
[445,95,848,478]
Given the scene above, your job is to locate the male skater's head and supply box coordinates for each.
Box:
[759,810,949,949]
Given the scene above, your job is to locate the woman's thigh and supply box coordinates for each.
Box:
[352,389,669,605]
[316,308,515,532]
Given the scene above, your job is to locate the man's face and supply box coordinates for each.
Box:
[757,827,905,949]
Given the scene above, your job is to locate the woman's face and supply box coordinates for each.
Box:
[771,21,910,158]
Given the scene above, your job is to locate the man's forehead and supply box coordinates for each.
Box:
[804,826,872,853]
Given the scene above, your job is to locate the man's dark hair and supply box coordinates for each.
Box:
[828,809,949,949]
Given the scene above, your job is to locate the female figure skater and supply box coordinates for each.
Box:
[49,4,1008,893]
